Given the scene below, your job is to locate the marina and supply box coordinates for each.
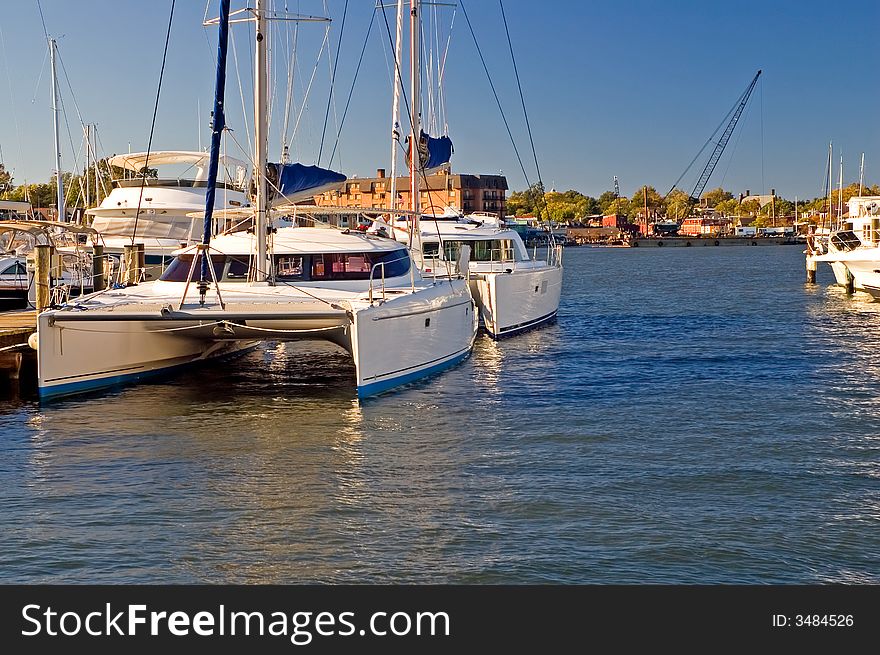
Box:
[2,245,878,583]
[0,1,877,632]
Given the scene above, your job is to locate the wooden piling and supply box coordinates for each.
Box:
[92,244,105,291]
[805,254,817,284]
[34,244,52,312]
[123,244,138,286]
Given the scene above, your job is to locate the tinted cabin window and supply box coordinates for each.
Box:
[422,242,440,258]
[443,239,514,262]
[159,255,226,282]
[226,257,250,280]
[310,249,410,280]
[2,263,26,275]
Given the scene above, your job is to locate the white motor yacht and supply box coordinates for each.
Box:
[85,150,249,279]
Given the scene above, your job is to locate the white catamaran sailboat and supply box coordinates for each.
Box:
[35,0,477,400]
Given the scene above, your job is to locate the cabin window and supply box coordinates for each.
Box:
[443,239,514,262]
[422,242,440,258]
[226,257,250,280]
[1,262,26,276]
[158,255,226,282]
[276,255,304,280]
[310,249,410,280]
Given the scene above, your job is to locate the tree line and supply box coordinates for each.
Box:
[506,182,880,225]
[0,160,151,214]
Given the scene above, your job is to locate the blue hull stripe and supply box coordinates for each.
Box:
[38,347,254,400]
[486,310,557,340]
[357,348,471,399]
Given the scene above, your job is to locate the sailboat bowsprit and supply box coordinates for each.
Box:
[34,0,478,400]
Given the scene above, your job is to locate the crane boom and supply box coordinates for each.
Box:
[689,70,762,202]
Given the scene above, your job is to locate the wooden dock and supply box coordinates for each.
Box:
[0,311,36,380]
[0,310,36,350]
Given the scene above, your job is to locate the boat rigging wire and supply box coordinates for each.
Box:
[317,0,349,167]
[458,0,530,187]
[130,0,177,245]
[499,0,541,186]
[327,6,377,167]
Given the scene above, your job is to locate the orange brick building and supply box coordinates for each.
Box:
[314,168,508,216]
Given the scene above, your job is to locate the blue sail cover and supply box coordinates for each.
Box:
[268,162,346,204]
[407,131,454,172]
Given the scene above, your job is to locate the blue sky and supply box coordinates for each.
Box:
[0,0,877,200]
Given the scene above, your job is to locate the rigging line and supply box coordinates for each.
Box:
[29,47,49,105]
[288,25,331,151]
[230,27,253,156]
[280,5,298,149]
[56,49,86,127]
[499,0,541,185]
[35,0,50,41]
[317,0,348,167]
[327,6,376,168]
[130,0,177,246]
[438,8,456,134]
[717,86,756,191]
[378,7,454,280]
[459,0,530,187]
[0,22,26,178]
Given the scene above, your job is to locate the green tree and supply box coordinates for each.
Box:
[740,199,761,216]
[715,198,739,216]
[701,186,733,208]
[507,182,545,217]
[664,189,691,220]
[630,185,663,219]
[0,163,12,194]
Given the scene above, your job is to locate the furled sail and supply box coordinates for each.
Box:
[265,163,346,206]
[405,130,454,174]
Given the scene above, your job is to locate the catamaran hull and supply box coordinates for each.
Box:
[351,280,477,398]
[471,266,562,339]
[36,313,259,398]
[36,283,478,400]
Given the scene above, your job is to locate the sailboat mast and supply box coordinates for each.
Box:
[858,152,865,197]
[49,38,65,222]
[389,0,404,212]
[826,142,833,231]
[254,0,269,282]
[837,154,844,224]
[409,0,421,250]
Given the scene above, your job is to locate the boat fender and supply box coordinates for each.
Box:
[657,241,664,247]
[28,332,38,351]
[714,240,720,246]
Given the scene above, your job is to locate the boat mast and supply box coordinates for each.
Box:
[826,142,833,231]
[254,0,269,282]
[409,0,421,253]
[49,38,65,222]
[837,154,844,226]
[858,152,865,197]
[389,0,404,212]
